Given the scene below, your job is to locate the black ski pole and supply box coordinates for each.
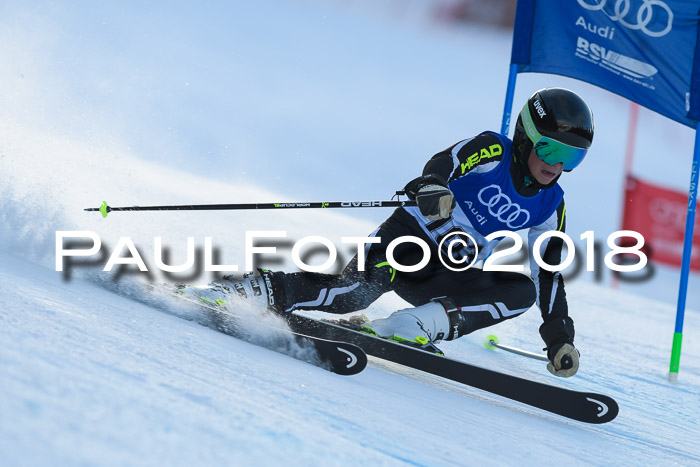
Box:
[85,199,417,218]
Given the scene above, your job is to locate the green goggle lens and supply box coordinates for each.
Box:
[520,103,588,171]
[533,137,588,171]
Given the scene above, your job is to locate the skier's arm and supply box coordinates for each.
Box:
[527,199,579,377]
[423,132,506,182]
[403,133,506,218]
[528,200,568,320]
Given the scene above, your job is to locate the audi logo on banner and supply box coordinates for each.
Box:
[577,0,674,38]
[477,185,531,229]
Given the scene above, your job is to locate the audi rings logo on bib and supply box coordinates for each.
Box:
[577,0,674,38]
[477,185,531,229]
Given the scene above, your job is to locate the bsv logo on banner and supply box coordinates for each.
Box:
[577,0,674,38]
[576,36,658,79]
[477,185,530,229]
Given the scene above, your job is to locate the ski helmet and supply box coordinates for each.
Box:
[512,88,594,173]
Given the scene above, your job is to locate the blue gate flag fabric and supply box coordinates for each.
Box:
[511,0,700,128]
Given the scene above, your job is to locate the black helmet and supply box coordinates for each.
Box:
[513,88,594,173]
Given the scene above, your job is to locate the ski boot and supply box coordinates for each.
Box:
[360,299,464,355]
[176,269,280,313]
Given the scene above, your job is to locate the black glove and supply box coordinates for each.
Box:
[404,174,455,221]
[540,316,579,377]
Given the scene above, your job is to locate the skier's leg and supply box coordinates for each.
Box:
[445,271,537,338]
[177,264,389,315]
[265,209,428,314]
[366,268,536,343]
[266,254,392,314]
[177,207,422,314]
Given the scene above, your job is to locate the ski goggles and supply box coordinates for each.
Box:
[520,104,588,171]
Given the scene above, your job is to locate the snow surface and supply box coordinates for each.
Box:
[1,0,699,465]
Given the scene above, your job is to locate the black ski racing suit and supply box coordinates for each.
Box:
[268,132,575,350]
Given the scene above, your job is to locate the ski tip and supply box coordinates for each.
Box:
[330,343,368,375]
[484,334,499,349]
[583,394,619,424]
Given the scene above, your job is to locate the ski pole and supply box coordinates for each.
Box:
[85,199,417,218]
[483,335,549,362]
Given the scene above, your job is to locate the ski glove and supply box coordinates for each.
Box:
[546,343,580,378]
[403,174,455,221]
[539,316,578,377]
[416,185,456,220]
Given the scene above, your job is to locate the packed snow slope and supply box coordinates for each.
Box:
[1,0,699,465]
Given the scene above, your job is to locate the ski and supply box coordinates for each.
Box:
[172,292,367,376]
[285,314,619,424]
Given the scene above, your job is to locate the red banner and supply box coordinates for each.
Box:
[622,176,700,270]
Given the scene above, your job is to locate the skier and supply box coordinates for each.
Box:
[189,87,593,378]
